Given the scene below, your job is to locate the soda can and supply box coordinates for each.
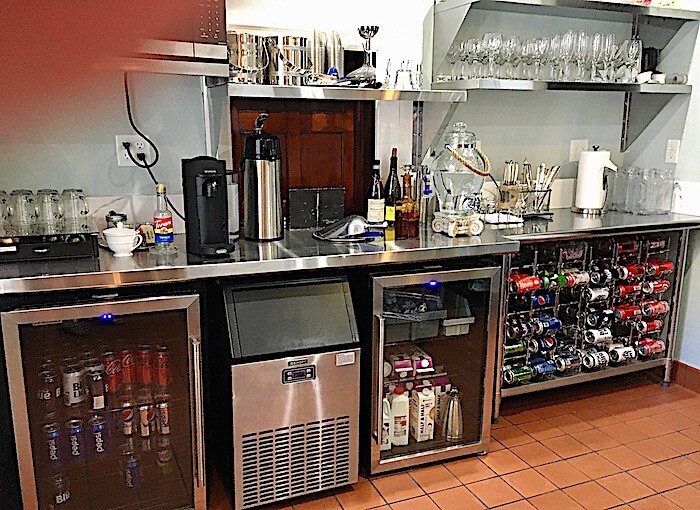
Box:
[533,316,562,335]
[119,393,135,437]
[528,336,557,354]
[136,345,152,384]
[65,419,84,459]
[582,350,610,370]
[37,370,60,413]
[141,437,152,452]
[642,300,670,317]
[585,309,614,328]
[585,327,613,344]
[617,240,639,255]
[554,353,582,373]
[139,405,155,438]
[103,351,122,393]
[509,275,541,294]
[120,349,135,385]
[590,269,612,285]
[614,304,643,323]
[609,345,636,363]
[43,422,61,463]
[49,474,71,508]
[611,265,629,280]
[635,319,664,334]
[642,280,671,294]
[154,345,170,387]
[532,293,556,308]
[62,364,85,406]
[122,453,142,489]
[157,447,175,475]
[646,239,668,252]
[156,399,170,435]
[88,371,105,411]
[530,359,557,378]
[88,414,108,456]
[504,341,527,356]
[505,320,524,340]
[637,338,665,357]
[646,259,674,276]
[584,287,610,302]
[503,365,534,385]
[615,283,642,298]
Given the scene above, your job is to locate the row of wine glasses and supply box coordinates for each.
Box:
[446,31,642,83]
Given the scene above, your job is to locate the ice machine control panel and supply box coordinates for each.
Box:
[282,365,316,384]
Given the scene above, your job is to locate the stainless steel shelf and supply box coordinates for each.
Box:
[432,79,692,94]
[102,57,229,78]
[227,84,468,102]
[500,357,667,397]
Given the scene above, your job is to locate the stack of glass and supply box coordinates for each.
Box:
[608,167,675,215]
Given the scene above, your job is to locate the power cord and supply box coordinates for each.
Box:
[122,72,185,221]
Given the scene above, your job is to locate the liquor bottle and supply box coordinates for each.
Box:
[153,184,175,252]
[366,160,385,225]
[384,148,401,225]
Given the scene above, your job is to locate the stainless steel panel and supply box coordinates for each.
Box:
[1,295,205,510]
[194,42,228,60]
[664,228,691,384]
[243,159,283,241]
[227,84,468,102]
[432,79,692,93]
[139,39,195,57]
[104,56,230,78]
[231,349,360,509]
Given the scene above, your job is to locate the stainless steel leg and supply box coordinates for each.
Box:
[664,228,690,385]
[493,254,511,420]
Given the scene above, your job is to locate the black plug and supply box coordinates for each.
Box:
[122,141,131,149]
[136,152,147,162]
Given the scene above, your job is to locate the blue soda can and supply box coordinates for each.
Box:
[122,453,142,489]
[528,336,557,353]
[65,419,84,459]
[43,422,61,464]
[530,359,557,377]
[532,293,556,308]
[534,316,562,334]
[88,414,108,456]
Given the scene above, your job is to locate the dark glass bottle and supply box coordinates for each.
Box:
[366,160,385,224]
[384,148,401,224]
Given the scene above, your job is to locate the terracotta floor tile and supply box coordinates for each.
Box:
[510,442,561,467]
[490,439,506,451]
[293,495,342,510]
[480,449,528,475]
[497,501,537,510]
[687,450,700,464]
[571,408,619,428]
[504,409,541,425]
[466,477,521,507]
[596,472,654,503]
[652,410,698,431]
[517,420,567,441]
[335,481,387,510]
[529,490,586,510]
[570,429,620,451]
[541,435,593,459]
[389,495,439,510]
[627,463,685,492]
[567,453,621,479]
[628,494,682,510]
[664,485,700,508]
[598,445,651,470]
[658,455,700,483]
[427,486,485,510]
[535,460,590,488]
[677,404,700,421]
[492,426,537,448]
[627,438,680,462]
[409,464,460,493]
[531,404,570,420]
[680,425,700,442]
[493,417,513,429]
[546,414,594,434]
[655,431,700,454]
[503,468,558,498]
[626,416,678,437]
[443,457,496,485]
[371,473,423,504]
[562,481,623,510]
[597,423,649,443]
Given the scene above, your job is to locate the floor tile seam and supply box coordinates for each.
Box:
[596,479,697,507]
[367,478,407,507]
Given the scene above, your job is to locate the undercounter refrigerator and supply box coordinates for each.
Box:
[369,267,500,474]
[1,295,205,510]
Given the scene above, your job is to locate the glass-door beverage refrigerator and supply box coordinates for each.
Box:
[370,268,500,474]
[1,295,205,510]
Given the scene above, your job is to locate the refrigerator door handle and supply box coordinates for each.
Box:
[191,336,206,488]
[375,315,386,445]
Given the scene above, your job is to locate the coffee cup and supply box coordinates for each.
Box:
[103,225,144,257]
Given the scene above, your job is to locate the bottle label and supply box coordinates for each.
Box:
[385,205,396,222]
[367,199,385,224]
[154,217,174,243]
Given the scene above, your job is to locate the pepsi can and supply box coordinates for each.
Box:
[122,453,142,489]
[65,419,84,459]
[528,336,557,353]
[530,359,557,378]
[43,422,61,464]
[88,414,108,456]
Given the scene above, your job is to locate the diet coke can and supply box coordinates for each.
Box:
[103,351,122,393]
[646,259,674,276]
[120,349,135,384]
[642,300,670,317]
[615,283,642,298]
[154,345,170,387]
[136,345,152,384]
[642,280,671,294]
[637,339,666,357]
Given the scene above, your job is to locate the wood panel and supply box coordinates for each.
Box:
[231,98,375,226]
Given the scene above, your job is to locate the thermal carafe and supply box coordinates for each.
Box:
[242,113,283,241]
[572,146,618,216]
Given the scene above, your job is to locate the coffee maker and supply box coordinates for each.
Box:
[182,156,235,256]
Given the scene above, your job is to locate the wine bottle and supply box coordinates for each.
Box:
[367,160,385,225]
[384,148,401,224]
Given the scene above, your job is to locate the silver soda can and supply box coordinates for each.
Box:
[583,350,610,370]
[585,327,613,344]
[156,398,170,435]
[139,405,155,438]
[62,364,85,406]
[584,287,610,302]
[609,345,637,364]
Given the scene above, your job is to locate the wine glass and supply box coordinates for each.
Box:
[548,34,561,81]
[603,34,617,82]
[533,37,550,80]
[520,39,535,79]
[560,30,575,81]
[590,33,604,82]
[501,36,521,79]
[483,33,503,78]
[447,42,460,81]
[625,38,642,83]
[347,26,379,83]
[574,31,590,81]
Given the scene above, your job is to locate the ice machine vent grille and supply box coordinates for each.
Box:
[240,416,351,508]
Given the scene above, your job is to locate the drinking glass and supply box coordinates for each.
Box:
[500,36,520,79]
[447,42,460,81]
[483,33,503,78]
[575,31,591,81]
[623,167,640,214]
[7,189,38,230]
[602,34,617,82]
[61,189,89,221]
[624,38,642,83]
[655,167,675,214]
[37,189,64,234]
[591,33,604,82]
[0,190,8,232]
[533,37,550,80]
[560,30,576,81]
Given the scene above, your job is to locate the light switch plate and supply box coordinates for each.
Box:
[570,139,589,162]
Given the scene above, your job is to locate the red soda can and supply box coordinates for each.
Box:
[103,351,122,393]
[614,304,642,322]
[615,283,642,298]
[509,275,541,294]
[642,300,670,317]
[646,259,674,276]
[646,239,667,252]
[642,280,671,294]
[636,319,664,334]
[136,346,152,384]
[637,338,665,357]
[622,264,645,279]
[120,349,135,384]
[154,346,170,387]
[617,240,639,255]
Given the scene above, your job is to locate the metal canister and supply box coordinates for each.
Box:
[43,422,61,463]
[528,336,557,354]
[267,35,310,86]
[503,366,534,385]
[88,414,108,456]
[504,341,527,356]
[65,419,84,459]
[646,259,674,276]
[122,453,142,489]
[582,350,610,370]
[615,283,642,298]
[62,364,85,406]
[532,293,556,308]
[533,316,562,334]
[228,32,267,84]
[156,398,170,435]
[585,327,613,344]
[609,345,637,364]
[642,280,671,294]
[530,359,557,378]
[584,287,610,302]
[642,300,670,317]
[120,349,135,385]
[636,319,664,334]
[554,353,582,373]
[637,339,665,357]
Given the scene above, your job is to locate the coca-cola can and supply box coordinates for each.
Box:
[646,239,668,252]
[103,351,122,393]
[637,339,666,357]
[642,280,671,294]
[509,275,541,294]
[136,345,152,384]
[635,319,664,334]
[609,345,636,364]
[615,283,642,298]
[646,259,674,276]
[642,300,670,317]
[154,346,170,387]
[120,349,135,385]
[614,305,643,322]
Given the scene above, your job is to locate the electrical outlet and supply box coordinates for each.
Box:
[115,135,153,167]
[569,139,589,162]
[666,139,681,164]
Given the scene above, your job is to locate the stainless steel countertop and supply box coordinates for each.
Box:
[1,209,698,294]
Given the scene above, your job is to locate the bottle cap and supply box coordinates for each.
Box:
[156,183,166,193]
[393,387,405,395]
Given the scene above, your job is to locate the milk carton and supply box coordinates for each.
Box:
[410,387,436,442]
[432,376,452,428]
